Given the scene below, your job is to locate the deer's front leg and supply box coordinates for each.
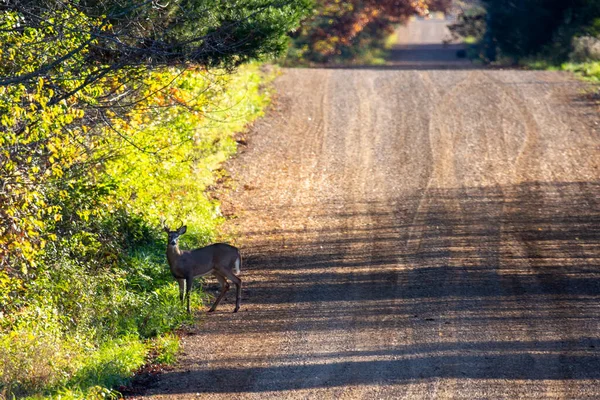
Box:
[177,279,185,305]
[185,277,194,314]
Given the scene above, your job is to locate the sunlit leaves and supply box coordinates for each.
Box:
[105,64,272,242]
[0,7,111,272]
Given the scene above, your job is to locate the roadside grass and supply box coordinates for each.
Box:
[0,63,275,399]
[61,337,147,399]
[520,58,600,99]
[34,334,180,399]
[561,61,600,81]
[456,35,600,84]
[151,333,180,365]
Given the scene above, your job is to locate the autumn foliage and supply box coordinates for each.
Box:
[288,0,451,63]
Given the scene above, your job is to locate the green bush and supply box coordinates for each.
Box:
[0,61,275,398]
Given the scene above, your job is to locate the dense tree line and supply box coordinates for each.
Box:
[452,0,600,62]
[1,0,311,84]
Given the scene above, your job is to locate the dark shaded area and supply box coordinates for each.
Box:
[144,344,600,394]
[482,0,600,61]
[145,181,600,394]
[316,43,478,71]
[316,18,477,70]
[385,43,475,69]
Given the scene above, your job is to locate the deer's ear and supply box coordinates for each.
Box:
[163,226,170,233]
[178,225,187,235]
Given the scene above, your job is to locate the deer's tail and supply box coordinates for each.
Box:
[234,252,241,275]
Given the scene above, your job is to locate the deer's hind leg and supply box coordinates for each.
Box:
[221,268,242,313]
[208,272,230,313]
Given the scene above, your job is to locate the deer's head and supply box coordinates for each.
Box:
[161,219,187,246]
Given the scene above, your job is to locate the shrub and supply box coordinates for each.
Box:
[152,334,181,365]
[0,306,84,396]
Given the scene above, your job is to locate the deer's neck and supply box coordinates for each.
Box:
[166,244,182,270]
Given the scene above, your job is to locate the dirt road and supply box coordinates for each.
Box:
[141,19,600,399]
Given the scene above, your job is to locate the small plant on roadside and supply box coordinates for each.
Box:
[152,334,181,365]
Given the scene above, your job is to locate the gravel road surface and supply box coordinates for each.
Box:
[139,19,600,399]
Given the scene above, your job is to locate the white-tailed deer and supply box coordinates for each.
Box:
[162,220,242,313]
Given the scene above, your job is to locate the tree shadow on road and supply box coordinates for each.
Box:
[300,43,477,71]
[147,340,600,393]
[144,181,600,394]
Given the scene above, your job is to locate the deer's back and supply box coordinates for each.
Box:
[178,243,239,276]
